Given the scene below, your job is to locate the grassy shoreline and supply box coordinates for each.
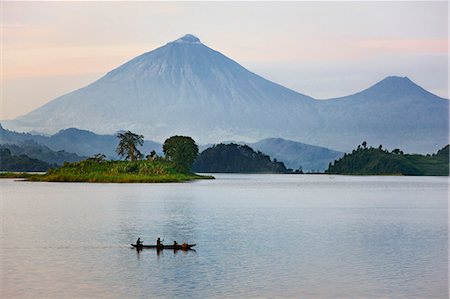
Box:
[27,173,213,183]
[0,160,214,183]
[0,172,35,179]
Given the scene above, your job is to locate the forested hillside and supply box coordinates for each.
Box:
[326,144,449,176]
[0,148,56,172]
[192,143,289,173]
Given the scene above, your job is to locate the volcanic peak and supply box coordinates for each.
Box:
[174,34,201,44]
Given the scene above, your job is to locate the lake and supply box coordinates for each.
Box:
[1,175,448,298]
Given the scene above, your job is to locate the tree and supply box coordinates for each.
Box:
[163,135,198,172]
[88,153,106,163]
[392,149,404,155]
[116,131,144,161]
[146,150,157,160]
[362,141,367,149]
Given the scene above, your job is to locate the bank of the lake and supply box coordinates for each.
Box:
[0,172,33,179]
[4,159,213,183]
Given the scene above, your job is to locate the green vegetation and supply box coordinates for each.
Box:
[326,143,449,176]
[163,136,199,172]
[25,158,213,183]
[192,143,291,173]
[0,148,56,172]
[0,132,213,183]
[0,172,35,179]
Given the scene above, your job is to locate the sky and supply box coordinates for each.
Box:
[1,1,448,120]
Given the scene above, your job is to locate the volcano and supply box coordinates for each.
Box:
[3,34,448,153]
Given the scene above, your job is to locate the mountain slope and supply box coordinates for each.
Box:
[5,34,318,143]
[0,148,56,171]
[0,142,85,165]
[3,35,448,153]
[314,76,449,152]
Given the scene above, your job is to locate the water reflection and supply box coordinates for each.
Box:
[116,185,199,248]
[161,194,198,245]
[131,245,197,258]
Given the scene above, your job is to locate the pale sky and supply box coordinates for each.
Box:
[1,1,448,120]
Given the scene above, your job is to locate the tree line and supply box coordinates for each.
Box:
[326,142,449,176]
[115,131,198,173]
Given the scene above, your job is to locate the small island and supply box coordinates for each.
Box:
[26,159,212,183]
[1,133,213,183]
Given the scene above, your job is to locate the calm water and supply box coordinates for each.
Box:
[1,175,448,298]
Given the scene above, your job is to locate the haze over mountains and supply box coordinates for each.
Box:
[3,34,448,153]
[0,125,340,172]
[0,124,161,160]
[247,138,343,172]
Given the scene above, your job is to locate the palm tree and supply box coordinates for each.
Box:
[116,131,144,161]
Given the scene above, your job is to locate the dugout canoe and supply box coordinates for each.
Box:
[131,244,196,250]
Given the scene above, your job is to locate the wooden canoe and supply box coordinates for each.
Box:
[131,243,196,250]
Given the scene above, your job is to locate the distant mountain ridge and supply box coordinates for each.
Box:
[0,124,162,159]
[0,142,85,165]
[246,138,343,172]
[0,148,56,172]
[2,34,448,153]
[314,76,449,152]
[1,125,345,172]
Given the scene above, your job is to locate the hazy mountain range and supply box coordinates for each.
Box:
[0,142,84,166]
[0,124,161,160]
[2,34,448,154]
[246,138,343,172]
[0,125,341,171]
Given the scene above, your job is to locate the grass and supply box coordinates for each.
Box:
[6,159,214,183]
[0,172,35,179]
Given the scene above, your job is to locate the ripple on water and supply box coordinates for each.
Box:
[0,175,448,298]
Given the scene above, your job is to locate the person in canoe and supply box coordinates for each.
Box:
[136,237,143,247]
[173,241,179,247]
[157,237,162,248]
